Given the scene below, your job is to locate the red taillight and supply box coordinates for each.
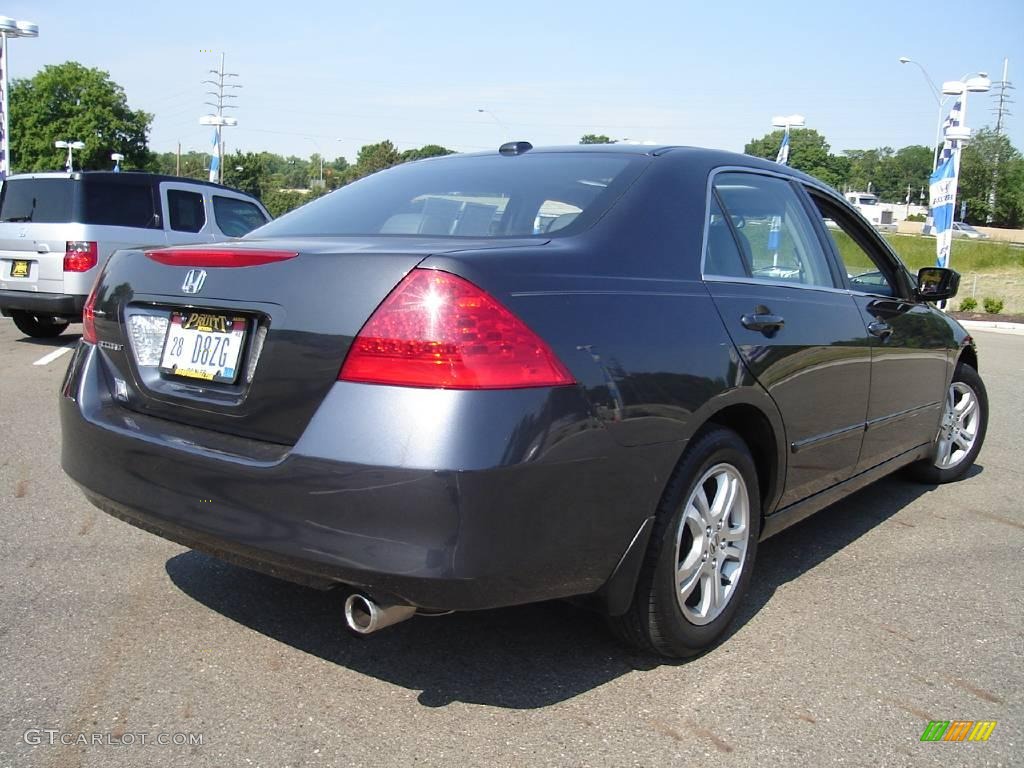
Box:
[339,269,576,390]
[82,280,100,344]
[64,241,98,272]
[145,248,297,267]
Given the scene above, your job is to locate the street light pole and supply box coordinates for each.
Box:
[0,17,39,179]
[54,140,85,172]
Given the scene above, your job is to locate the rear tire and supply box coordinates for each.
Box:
[608,427,761,658]
[909,363,987,484]
[11,311,70,339]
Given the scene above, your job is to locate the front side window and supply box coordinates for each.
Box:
[810,193,898,297]
[213,196,269,237]
[250,153,646,239]
[714,172,836,288]
[167,189,206,233]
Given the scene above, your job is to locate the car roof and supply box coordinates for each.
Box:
[4,170,258,197]
[448,143,830,186]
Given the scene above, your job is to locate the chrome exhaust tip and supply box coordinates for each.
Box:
[344,593,417,635]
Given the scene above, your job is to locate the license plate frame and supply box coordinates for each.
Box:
[10,260,29,278]
[159,311,248,384]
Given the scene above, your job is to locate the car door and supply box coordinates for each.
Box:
[704,170,872,508]
[804,188,955,470]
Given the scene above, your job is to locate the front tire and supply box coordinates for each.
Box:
[11,310,70,339]
[609,427,761,658]
[909,363,988,484]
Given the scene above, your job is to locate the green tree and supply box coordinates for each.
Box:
[400,144,455,162]
[9,62,153,172]
[958,128,1024,227]
[221,150,268,198]
[579,134,616,144]
[153,150,210,181]
[744,129,845,188]
[349,140,401,181]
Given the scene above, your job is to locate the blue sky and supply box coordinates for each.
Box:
[6,0,1023,163]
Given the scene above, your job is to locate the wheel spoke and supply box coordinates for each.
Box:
[710,473,737,524]
[678,558,702,601]
[692,484,711,525]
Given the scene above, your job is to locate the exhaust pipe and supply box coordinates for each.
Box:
[344,593,417,635]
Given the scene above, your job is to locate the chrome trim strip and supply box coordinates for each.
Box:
[790,422,866,454]
[865,401,943,430]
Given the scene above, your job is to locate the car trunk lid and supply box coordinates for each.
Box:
[89,237,544,445]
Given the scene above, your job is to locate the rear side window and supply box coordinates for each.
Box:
[167,189,206,233]
[0,179,75,223]
[704,195,749,278]
[81,179,159,228]
[714,172,835,288]
[252,153,646,239]
[212,196,269,237]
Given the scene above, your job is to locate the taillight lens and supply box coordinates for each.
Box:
[339,269,575,390]
[82,280,100,344]
[64,241,98,272]
[145,248,297,267]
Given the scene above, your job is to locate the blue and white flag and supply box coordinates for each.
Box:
[922,98,963,237]
[775,130,790,165]
[208,127,220,183]
[929,153,958,268]
[112,158,121,173]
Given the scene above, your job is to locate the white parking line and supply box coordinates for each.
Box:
[33,342,77,366]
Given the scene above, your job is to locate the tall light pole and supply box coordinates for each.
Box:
[0,16,39,179]
[200,52,240,184]
[899,57,990,170]
[55,140,85,172]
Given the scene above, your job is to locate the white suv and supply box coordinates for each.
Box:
[0,172,270,337]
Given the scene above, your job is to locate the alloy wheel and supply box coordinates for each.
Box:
[934,381,981,469]
[673,463,751,626]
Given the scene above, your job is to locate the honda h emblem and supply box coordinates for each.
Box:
[181,269,207,295]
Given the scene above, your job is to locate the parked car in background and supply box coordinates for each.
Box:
[0,172,270,337]
[60,144,987,657]
[951,221,989,239]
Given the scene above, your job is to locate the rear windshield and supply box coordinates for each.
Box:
[0,177,159,227]
[250,153,646,239]
[0,179,74,223]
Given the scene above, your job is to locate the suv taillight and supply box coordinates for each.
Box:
[339,268,576,390]
[82,279,100,344]
[64,241,98,272]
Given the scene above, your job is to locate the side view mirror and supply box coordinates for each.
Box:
[916,267,960,301]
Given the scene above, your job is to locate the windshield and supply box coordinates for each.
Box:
[250,153,646,239]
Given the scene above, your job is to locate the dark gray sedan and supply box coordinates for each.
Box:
[60,144,987,657]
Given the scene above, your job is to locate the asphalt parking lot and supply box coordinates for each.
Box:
[0,317,1020,768]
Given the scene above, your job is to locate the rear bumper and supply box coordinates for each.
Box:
[60,343,678,611]
[0,289,84,318]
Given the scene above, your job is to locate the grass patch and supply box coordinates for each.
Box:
[881,234,1024,272]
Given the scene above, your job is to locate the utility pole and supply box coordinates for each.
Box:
[987,58,1014,223]
[200,53,240,184]
[176,141,181,176]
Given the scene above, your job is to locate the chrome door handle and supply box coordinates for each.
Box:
[741,312,785,336]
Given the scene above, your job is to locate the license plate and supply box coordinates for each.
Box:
[10,260,29,278]
[159,311,247,383]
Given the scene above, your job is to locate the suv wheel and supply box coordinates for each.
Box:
[609,427,761,658]
[11,311,70,339]
[909,363,987,484]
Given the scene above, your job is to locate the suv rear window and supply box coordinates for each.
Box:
[253,153,646,239]
[0,179,74,223]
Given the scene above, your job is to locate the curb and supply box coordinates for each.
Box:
[959,319,1024,335]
